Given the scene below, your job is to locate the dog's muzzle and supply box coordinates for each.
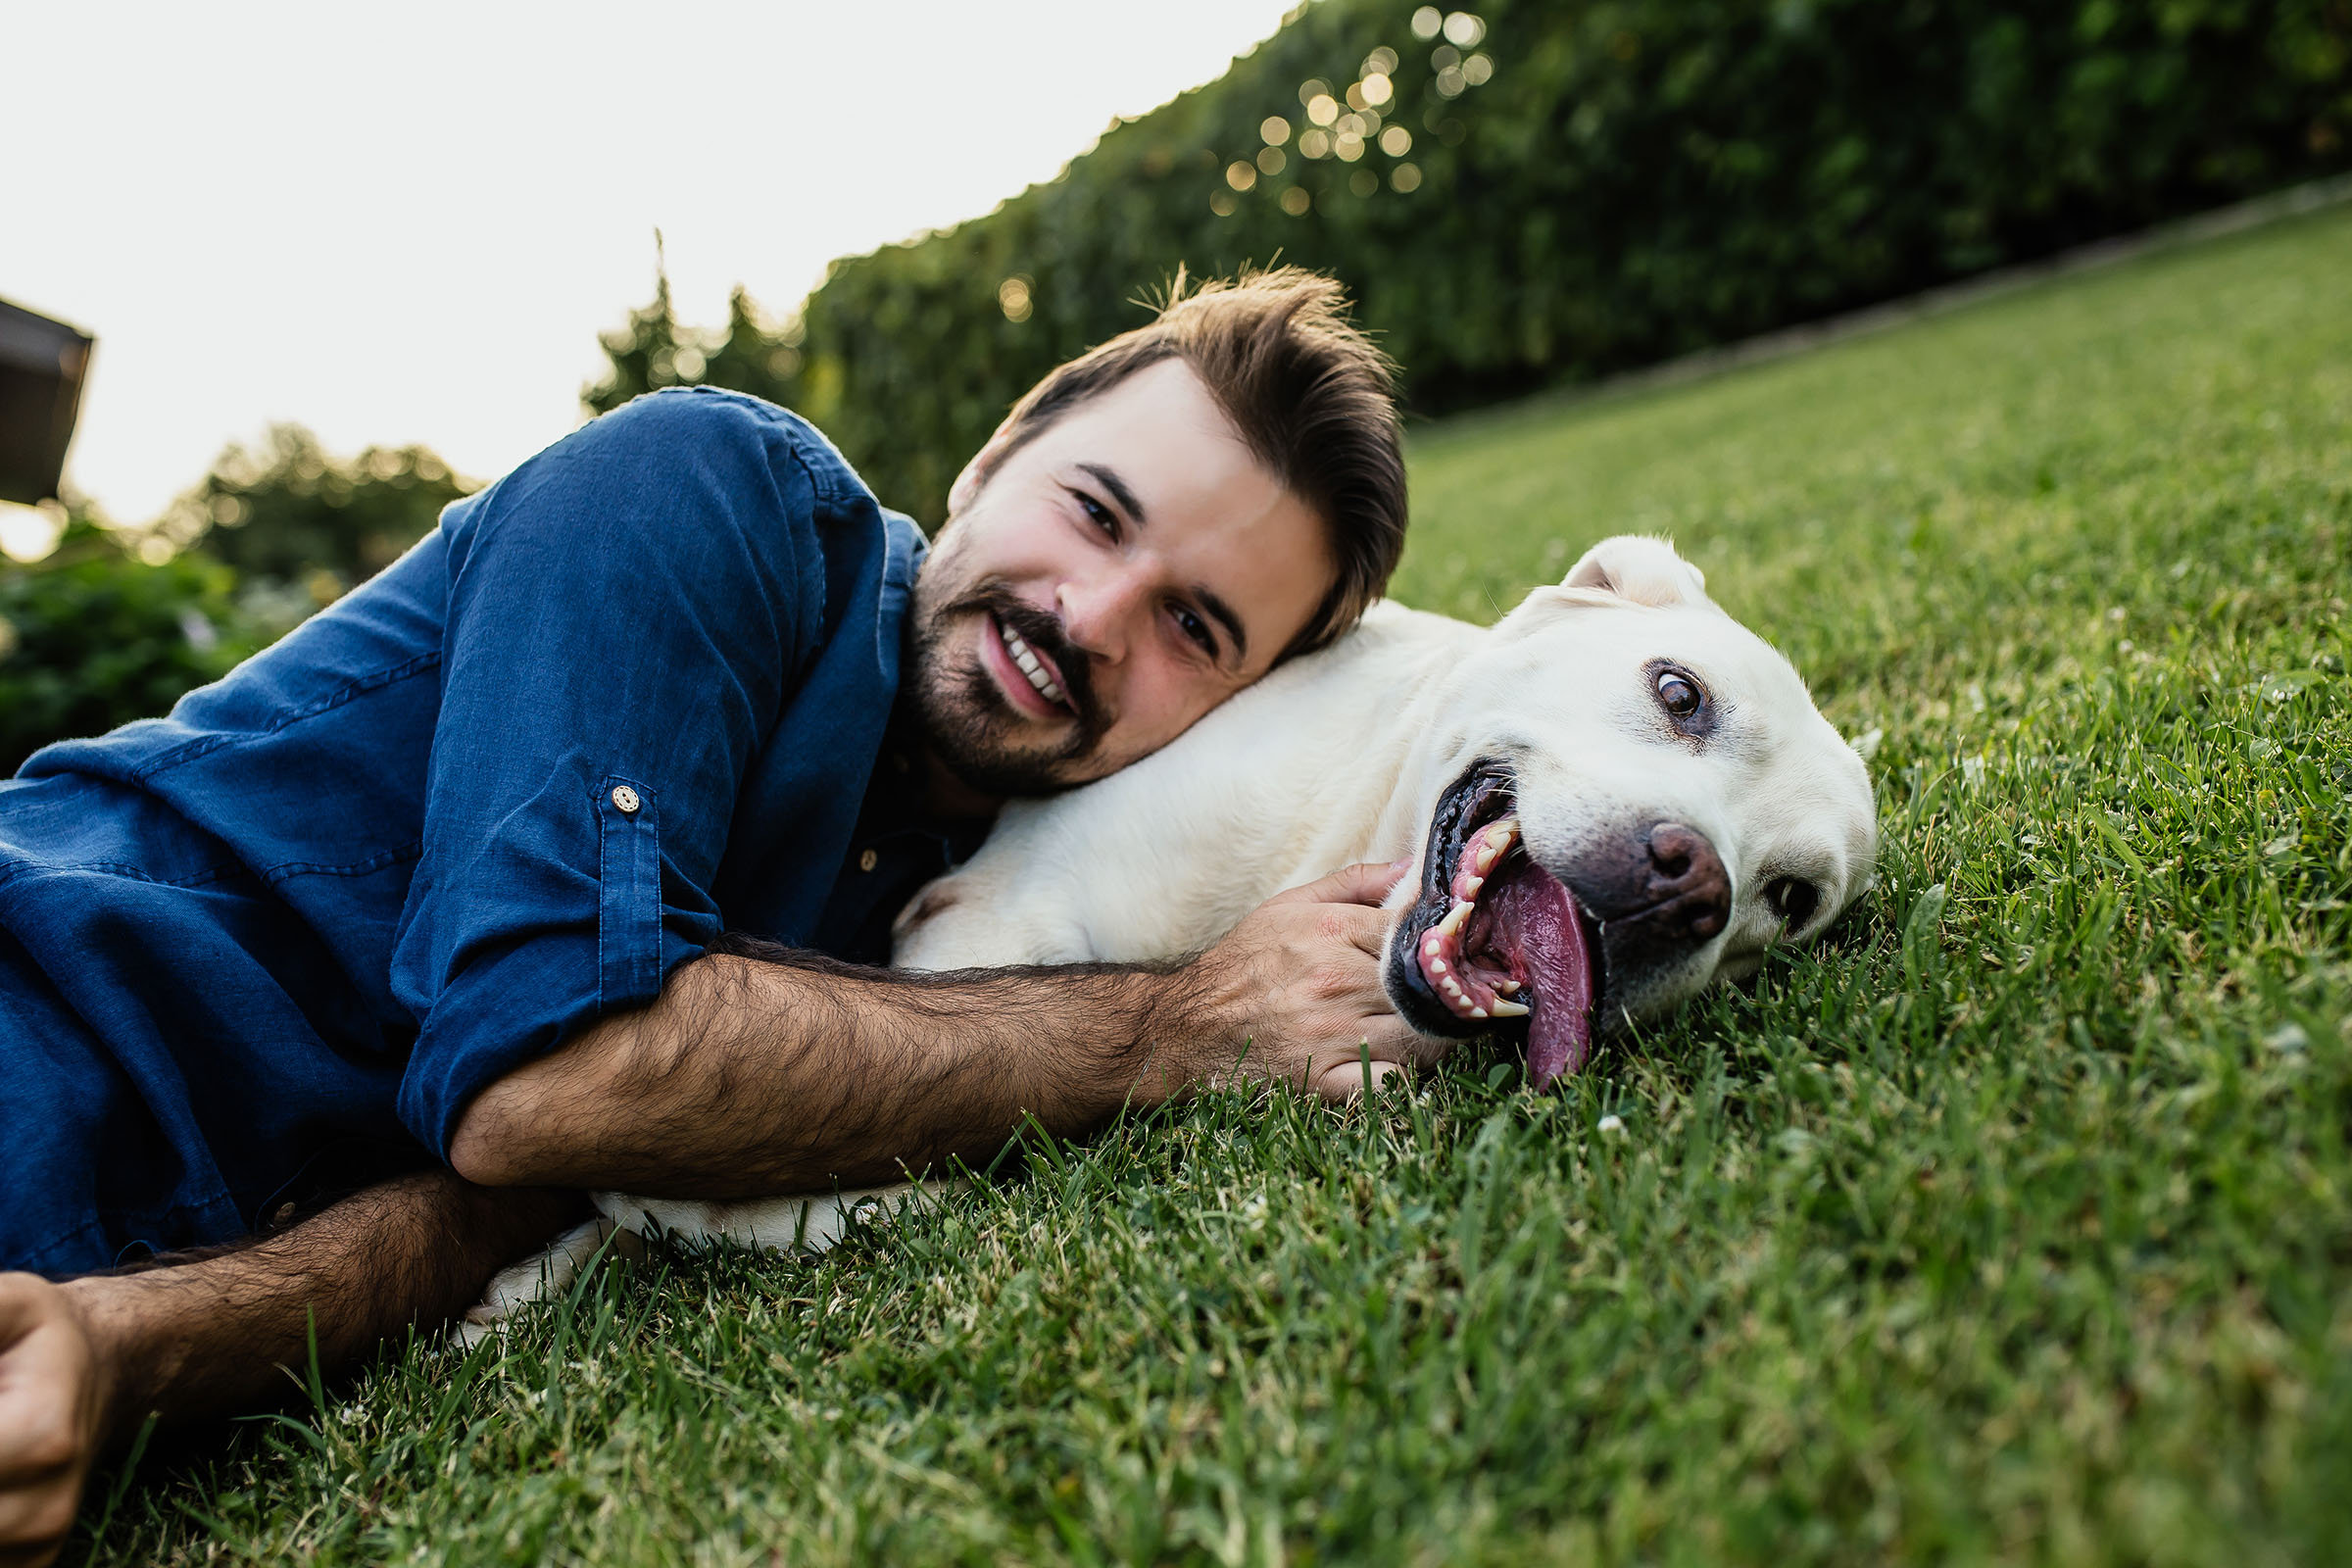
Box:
[1385,760,1736,1087]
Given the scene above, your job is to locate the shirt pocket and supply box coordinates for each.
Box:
[596,775,662,1012]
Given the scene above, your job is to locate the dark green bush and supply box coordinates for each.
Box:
[591,0,2352,524]
[0,521,259,774]
[148,423,474,596]
[1,427,474,774]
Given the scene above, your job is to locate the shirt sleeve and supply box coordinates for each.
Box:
[389,389,837,1157]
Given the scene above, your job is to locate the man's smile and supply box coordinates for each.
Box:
[980,608,1076,720]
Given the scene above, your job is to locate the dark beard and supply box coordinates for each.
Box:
[906,583,1109,798]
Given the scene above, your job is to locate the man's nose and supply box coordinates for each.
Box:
[1055,566,1154,663]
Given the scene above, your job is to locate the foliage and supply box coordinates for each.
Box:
[0,520,259,775]
[0,427,472,775]
[590,0,2352,525]
[148,424,473,598]
[79,195,2352,1566]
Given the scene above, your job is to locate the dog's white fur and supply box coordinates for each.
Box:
[463,536,1875,1337]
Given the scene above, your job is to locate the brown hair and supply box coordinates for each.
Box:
[990,267,1406,664]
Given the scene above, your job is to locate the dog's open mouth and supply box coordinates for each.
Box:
[1392,762,1603,1088]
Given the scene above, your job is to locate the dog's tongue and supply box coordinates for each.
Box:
[1487,861,1595,1087]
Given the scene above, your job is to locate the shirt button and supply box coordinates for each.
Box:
[611,785,641,815]
[858,849,878,872]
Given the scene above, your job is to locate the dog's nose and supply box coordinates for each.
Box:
[1641,822,1731,940]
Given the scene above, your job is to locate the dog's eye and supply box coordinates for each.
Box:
[1654,668,1703,718]
[1765,877,1819,928]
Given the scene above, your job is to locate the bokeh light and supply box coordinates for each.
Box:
[1349,167,1379,197]
[1362,46,1398,75]
[1380,123,1412,156]
[1306,92,1340,126]
[1256,145,1287,175]
[1391,162,1423,192]
[1463,53,1494,85]
[1260,115,1291,146]
[1443,11,1485,47]
[1335,130,1366,162]
[1298,76,1330,106]
[1226,160,1258,191]
[1410,6,1442,39]
[1298,127,1332,158]
[997,275,1033,321]
[1360,71,1394,106]
[1209,189,1238,216]
[1279,185,1311,215]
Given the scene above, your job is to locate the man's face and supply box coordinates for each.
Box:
[908,358,1334,797]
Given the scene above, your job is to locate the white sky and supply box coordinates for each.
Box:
[4,0,1302,526]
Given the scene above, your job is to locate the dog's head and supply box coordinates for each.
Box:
[1384,535,1876,1085]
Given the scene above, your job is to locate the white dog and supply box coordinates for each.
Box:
[465,536,1877,1331]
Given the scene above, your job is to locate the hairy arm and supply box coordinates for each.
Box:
[0,1172,583,1566]
[452,861,1432,1195]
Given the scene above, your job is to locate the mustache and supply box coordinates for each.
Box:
[946,584,1104,735]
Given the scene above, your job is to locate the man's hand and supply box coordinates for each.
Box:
[1185,860,1437,1101]
[0,1274,111,1568]
[0,1177,582,1564]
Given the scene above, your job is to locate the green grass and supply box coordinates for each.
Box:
[78,207,2352,1566]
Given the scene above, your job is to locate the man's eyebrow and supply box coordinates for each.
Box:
[1075,462,1147,527]
[1195,587,1248,663]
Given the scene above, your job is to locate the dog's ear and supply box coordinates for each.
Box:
[1562,535,1714,610]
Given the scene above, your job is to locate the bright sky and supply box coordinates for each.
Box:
[4,0,1302,530]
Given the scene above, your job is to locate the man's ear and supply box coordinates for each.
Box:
[1562,535,1714,610]
[946,416,1021,521]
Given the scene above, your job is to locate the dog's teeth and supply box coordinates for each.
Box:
[1436,900,1472,939]
[1489,999,1531,1017]
[1428,959,1447,975]
[1464,874,1484,894]
[1468,1006,1488,1019]
[1422,935,1443,956]
[1441,978,1462,998]
[1474,845,1497,873]
[1495,979,1522,995]
[1488,819,1518,848]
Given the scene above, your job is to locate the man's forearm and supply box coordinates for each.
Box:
[66,1172,585,1440]
[451,950,1214,1195]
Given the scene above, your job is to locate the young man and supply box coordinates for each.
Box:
[0,271,1436,1557]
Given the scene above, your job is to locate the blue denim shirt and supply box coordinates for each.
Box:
[0,389,933,1273]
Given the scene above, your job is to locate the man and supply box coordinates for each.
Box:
[0,270,1436,1557]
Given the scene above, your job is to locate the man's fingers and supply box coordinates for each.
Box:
[1270,859,1408,910]
[0,1465,79,1563]
[1310,1054,1406,1102]
[0,1276,99,1565]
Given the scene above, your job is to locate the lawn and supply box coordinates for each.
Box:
[77,204,2352,1566]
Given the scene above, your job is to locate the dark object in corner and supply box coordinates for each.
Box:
[0,297,95,506]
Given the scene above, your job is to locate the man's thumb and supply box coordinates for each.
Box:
[1273,859,1409,909]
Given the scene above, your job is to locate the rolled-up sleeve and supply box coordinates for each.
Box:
[390,390,830,1156]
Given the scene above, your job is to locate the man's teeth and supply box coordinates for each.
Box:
[1417,814,1527,1024]
[999,621,1065,706]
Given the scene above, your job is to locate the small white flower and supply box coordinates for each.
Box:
[1596,1114,1625,1135]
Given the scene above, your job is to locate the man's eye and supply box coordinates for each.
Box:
[1172,605,1214,653]
[1077,492,1118,539]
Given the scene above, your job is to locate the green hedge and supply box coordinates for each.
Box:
[591,0,2352,524]
[0,522,259,775]
[1,431,472,774]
